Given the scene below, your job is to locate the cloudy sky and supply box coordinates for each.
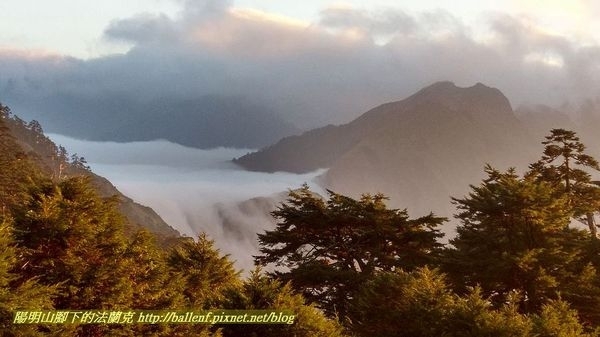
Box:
[1,0,600,128]
[4,0,600,269]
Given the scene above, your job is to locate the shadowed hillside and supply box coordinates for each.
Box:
[235,82,539,217]
[0,104,179,239]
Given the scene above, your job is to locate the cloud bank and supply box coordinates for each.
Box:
[48,134,325,271]
[1,1,599,135]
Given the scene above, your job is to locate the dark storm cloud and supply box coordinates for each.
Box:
[1,1,599,131]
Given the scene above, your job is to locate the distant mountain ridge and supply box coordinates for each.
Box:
[234,82,519,172]
[235,81,539,217]
[10,95,300,149]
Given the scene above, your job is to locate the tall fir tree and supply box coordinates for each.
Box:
[444,165,589,312]
[167,234,240,308]
[528,129,600,237]
[165,234,240,337]
[256,185,444,319]
[9,177,141,336]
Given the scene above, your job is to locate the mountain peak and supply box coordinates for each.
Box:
[416,81,499,96]
[235,81,521,174]
[411,81,458,96]
[408,81,513,115]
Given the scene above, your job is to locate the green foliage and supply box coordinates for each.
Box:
[122,230,190,337]
[445,165,590,312]
[125,230,182,309]
[3,175,238,336]
[167,234,240,308]
[350,267,454,337]
[447,289,533,337]
[255,185,444,318]
[350,267,534,337]
[222,268,346,337]
[0,217,58,336]
[69,153,90,172]
[528,128,600,236]
[5,177,140,336]
[351,267,593,337]
[529,129,600,193]
[532,299,592,337]
[143,234,241,337]
[0,111,42,212]
[12,177,133,310]
[4,108,599,337]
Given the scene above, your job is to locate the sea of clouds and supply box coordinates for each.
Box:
[48,134,325,271]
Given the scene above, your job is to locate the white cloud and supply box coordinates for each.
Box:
[48,134,325,271]
[2,2,600,133]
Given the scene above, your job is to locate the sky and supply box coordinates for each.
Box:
[1,0,600,129]
[2,1,598,59]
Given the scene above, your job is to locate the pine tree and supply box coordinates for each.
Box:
[532,299,593,337]
[221,268,346,337]
[162,235,240,337]
[167,234,240,308]
[351,267,536,337]
[9,177,140,336]
[350,267,455,337]
[0,112,41,212]
[528,129,600,237]
[123,230,189,337]
[445,165,588,312]
[13,177,134,308]
[0,216,57,336]
[125,230,183,309]
[255,185,444,319]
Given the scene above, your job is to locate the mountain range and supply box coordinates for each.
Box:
[234,81,600,218]
[9,95,299,149]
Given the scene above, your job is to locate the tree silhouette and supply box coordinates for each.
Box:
[256,185,444,318]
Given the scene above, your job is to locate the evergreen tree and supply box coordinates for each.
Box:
[13,177,134,309]
[10,177,139,336]
[255,185,444,318]
[351,267,535,337]
[445,165,588,312]
[222,268,346,337]
[0,217,57,337]
[167,234,240,308]
[165,235,240,337]
[351,267,593,337]
[532,299,594,337]
[0,112,41,211]
[448,288,533,337]
[528,129,600,237]
[126,229,183,309]
[350,267,455,337]
[124,230,190,337]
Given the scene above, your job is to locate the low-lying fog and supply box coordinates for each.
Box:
[48,134,326,271]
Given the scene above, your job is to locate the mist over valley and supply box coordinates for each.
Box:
[45,80,600,270]
[2,1,600,334]
[47,134,325,270]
